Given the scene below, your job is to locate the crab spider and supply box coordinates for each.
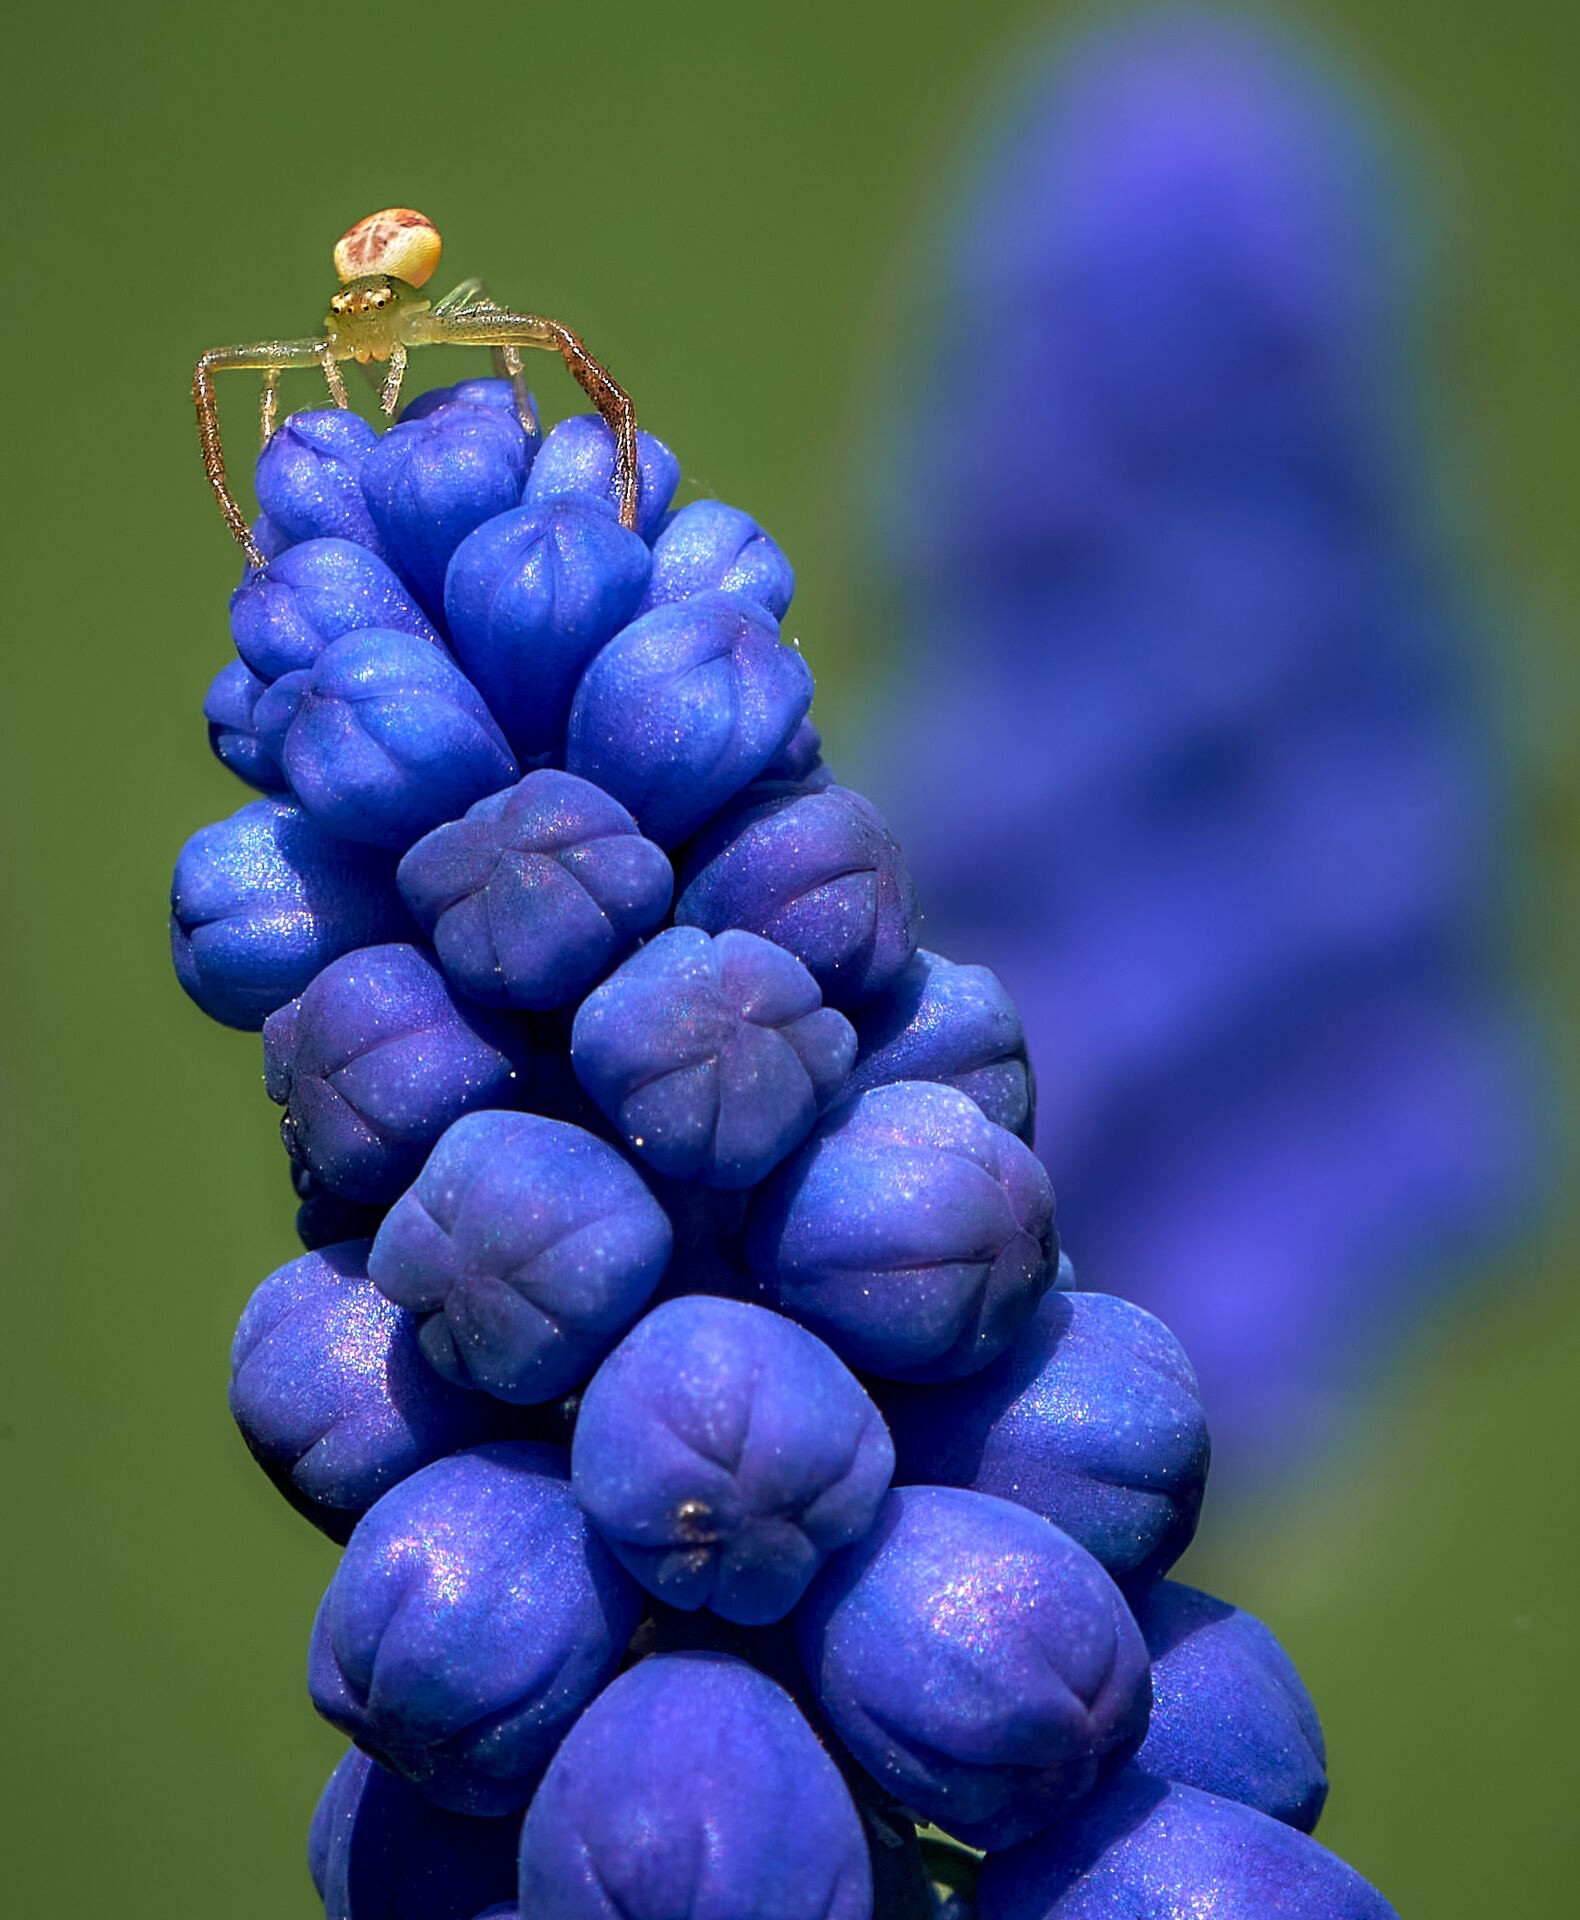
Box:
[193,208,640,569]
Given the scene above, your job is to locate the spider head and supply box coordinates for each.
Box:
[333,209,442,289]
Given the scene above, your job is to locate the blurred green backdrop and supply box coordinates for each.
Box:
[1,2,1574,1914]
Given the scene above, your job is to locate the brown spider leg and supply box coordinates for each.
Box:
[194,338,339,567]
[410,310,639,530]
[379,344,409,418]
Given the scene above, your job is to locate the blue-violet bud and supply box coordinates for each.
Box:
[309,1440,641,1814]
[230,537,438,681]
[797,1485,1151,1851]
[517,1651,873,1920]
[571,926,855,1188]
[640,498,795,617]
[523,413,680,544]
[255,409,386,557]
[204,657,286,791]
[747,1080,1057,1380]
[572,1295,895,1624]
[368,1109,674,1403]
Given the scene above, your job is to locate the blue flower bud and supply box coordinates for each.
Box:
[517,1651,872,1920]
[204,657,287,792]
[573,1296,895,1624]
[228,1240,499,1540]
[309,1747,520,1920]
[262,943,534,1204]
[170,797,411,1030]
[400,377,525,423]
[230,538,439,681]
[397,770,673,1011]
[524,413,680,544]
[640,499,795,617]
[798,1485,1151,1851]
[843,950,1034,1141]
[291,1164,389,1251]
[747,1081,1057,1380]
[360,393,537,616]
[254,629,517,851]
[977,1771,1397,1919]
[761,715,830,787]
[676,784,920,1009]
[368,1110,673,1403]
[444,503,652,763]
[310,1441,641,1814]
[256,410,387,557]
[1133,1581,1326,1830]
[572,926,855,1189]
[877,1290,1208,1591]
[565,591,813,846]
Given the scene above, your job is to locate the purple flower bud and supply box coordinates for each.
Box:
[1133,1581,1327,1830]
[170,797,411,1030]
[524,413,680,543]
[309,1748,520,1920]
[747,1081,1057,1380]
[397,770,673,1011]
[254,629,517,851]
[517,1652,872,1920]
[797,1485,1151,1850]
[256,410,387,557]
[640,499,795,617]
[262,943,534,1205]
[675,784,920,1009]
[877,1290,1209,1591]
[565,591,813,846]
[572,926,855,1189]
[230,538,439,681]
[573,1296,895,1623]
[978,1771,1397,1919]
[444,504,652,764]
[400,377,525,423]
[228,1240,499,1540]
[368,1110,673,1403]
[843,949,1035,1141]
[204,657,287,791]
[761,716,830,787]
[360,394,537,616]
[309,1441,641,1815]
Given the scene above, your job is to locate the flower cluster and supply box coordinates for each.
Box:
[866,12,1537,1474]
[173,382,1396,1917]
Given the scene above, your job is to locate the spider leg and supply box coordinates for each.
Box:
[260,369,280,447]
[379,344,409,418]
[194,338,340,566]
[409,309,638,530]
[430,281,540,437]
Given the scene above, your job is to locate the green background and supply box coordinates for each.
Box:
[1,1,1574,1913]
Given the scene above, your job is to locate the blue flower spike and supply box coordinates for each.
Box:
[310,1747,521,1920]
[170,796,411,1029]
[397,769,673,1009]
[228,1239,498,1541]
[797,1485,1153,1851]
[230,537,439,681]
[572,925,856,1188]
[877,1289,1210,1594]
[253,628,518,851]
[747,1079,1058,1379]
[255,409,387,557]
[262,942,534,1205]
[1132,1580,1328,1830]
[572,1295,895,1623]
[517,1651,874,1920]
[368,1109,674,1403]
[444,503,652,764]
[978,1770,1397,1920]
[309,1440,642,1815]
[524,412,680,543]
[676,783,921,1009]
[565,590,814,846]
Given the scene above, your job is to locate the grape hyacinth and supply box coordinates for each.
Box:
[174,380,1397,1916]
[863,9,1539,1477]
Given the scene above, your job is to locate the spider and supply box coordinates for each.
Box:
[193,208,639,570]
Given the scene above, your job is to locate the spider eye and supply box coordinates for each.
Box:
[334,209,442,288]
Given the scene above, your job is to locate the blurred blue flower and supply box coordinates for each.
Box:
[863,6,1541,1476]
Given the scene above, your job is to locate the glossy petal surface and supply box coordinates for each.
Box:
[230,537,438,681]
[641,498,795,617]
[523,413,680,543]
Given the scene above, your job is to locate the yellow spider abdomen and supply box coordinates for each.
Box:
[333,209,442,289]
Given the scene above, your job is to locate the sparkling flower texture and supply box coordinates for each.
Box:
[863,9,1538,1475]
[173,378,1396,1916]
